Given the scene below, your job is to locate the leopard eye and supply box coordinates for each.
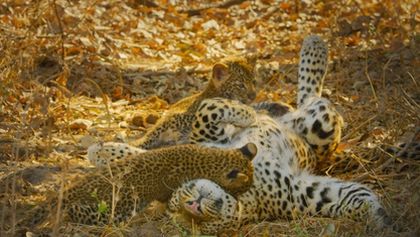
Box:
[227,169,239,179]
[188,183,195,189]
[238,84,246,89]
[214,198,223,209]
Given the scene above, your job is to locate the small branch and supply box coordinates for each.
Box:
[135,0,159,8]
[341,115,378,141]
[84,78,112,129]
[406,71,418,88]
[51,0,66,62]
[364,52,378,105]
[180,0,247,16]
[352,147,396,182]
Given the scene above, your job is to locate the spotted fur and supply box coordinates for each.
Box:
[168,96,388,234]
[297,35,328,107]
[83,36,389,234]
[256,35,343,163]
[87,58,257,166]
[131,57,257,150]
[171,177,389,235]
[87,142,146,166]
[166,36,388,234]
[279,97,343,163]
[16,144,256,230]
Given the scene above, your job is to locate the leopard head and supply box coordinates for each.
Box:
[207,57,257,104]
[176,179,236,222]
[175,143,256,197]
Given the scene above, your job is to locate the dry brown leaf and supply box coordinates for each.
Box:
[280,2,291,11]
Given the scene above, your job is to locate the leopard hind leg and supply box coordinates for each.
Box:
[290,98,343,162]
[297,35,328,107]
[281,35,343,162]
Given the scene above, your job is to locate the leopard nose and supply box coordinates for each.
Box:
[185,200,201,213]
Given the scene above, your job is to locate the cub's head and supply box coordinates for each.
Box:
[172,143,256,197]
[208,57,257,104]
[214,143,257,195]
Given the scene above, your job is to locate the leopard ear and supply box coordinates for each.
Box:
[238,143,257,160]
[245,55,257,70]
[211,63,230,88]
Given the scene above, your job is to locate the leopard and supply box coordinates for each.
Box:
[14,143,257,233]
[86,57,257,167]
[166,35,391,235]
[130,57,257,149]
[83,35,390,234]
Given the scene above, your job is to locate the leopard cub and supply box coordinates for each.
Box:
[88,57,257,167]
[16,143,256,232]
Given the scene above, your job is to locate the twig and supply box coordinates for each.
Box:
[106,161,117,223]
[51,0,65,62]
[84,78,112,129]
[381,55,395,88]
[406,71,418,88]
[341,114,378,141]
[133,0,247,16]
[52,161,67,237]
[180,0,247,16]
[260,6,279,21]
[352,147,396,182]
[135,0,159,8]
[125,67,210,78]
[400,86,419,109]
[364,52,378,105]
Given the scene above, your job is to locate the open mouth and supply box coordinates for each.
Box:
[185,200,203,216]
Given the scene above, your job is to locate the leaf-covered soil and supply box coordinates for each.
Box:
[0,0,419,236]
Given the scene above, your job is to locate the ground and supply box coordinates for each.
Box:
[0,0,418,236]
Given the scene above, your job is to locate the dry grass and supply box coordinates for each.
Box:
[0,0,419,236]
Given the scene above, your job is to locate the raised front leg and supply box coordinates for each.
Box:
[190,98,257,144]
[131,113,195,149]
[87,142,146,167]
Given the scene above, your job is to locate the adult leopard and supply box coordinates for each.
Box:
[86,36,390,235]
[167,36,390,235]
